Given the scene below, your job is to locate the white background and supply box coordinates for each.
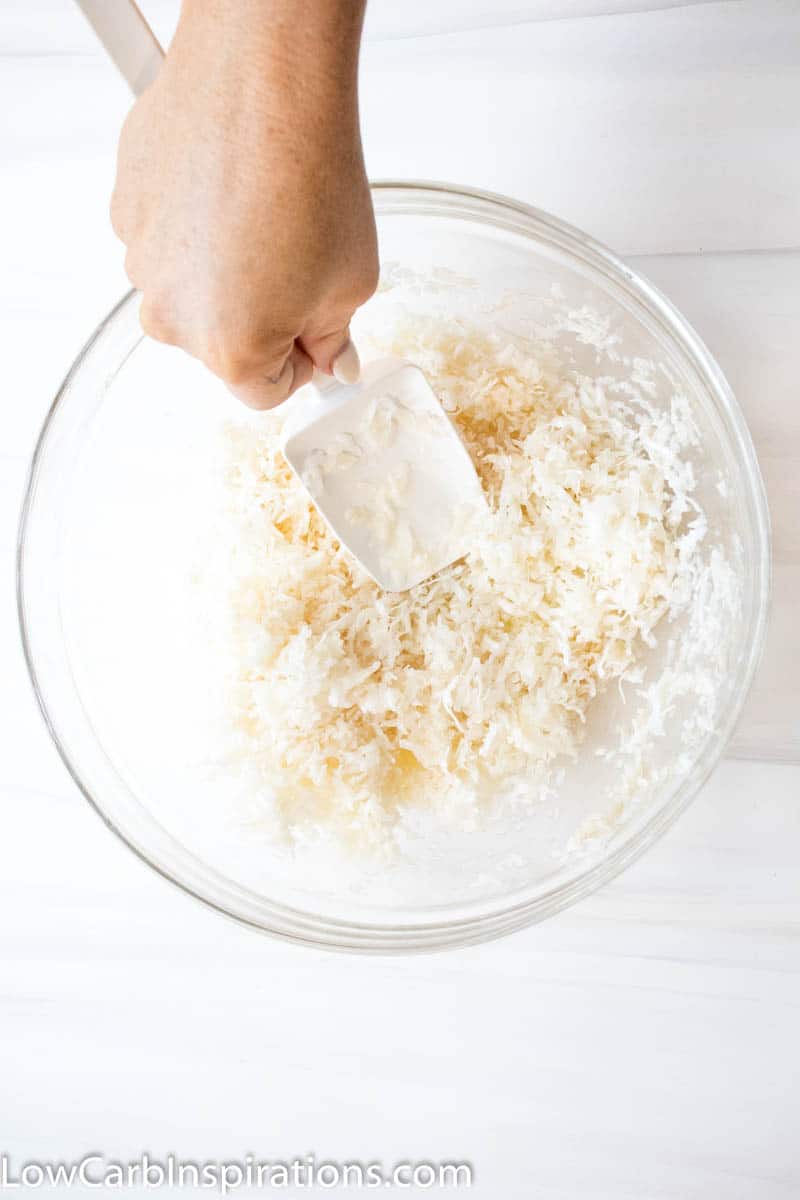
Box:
[1,2,799,1196]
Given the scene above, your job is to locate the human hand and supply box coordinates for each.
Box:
[110,0,377,408]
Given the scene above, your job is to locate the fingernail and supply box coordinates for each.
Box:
[332,340,361,385]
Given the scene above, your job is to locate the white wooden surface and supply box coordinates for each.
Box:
[1,2,799,1196]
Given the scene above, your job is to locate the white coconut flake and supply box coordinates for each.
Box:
[217,319,738,860]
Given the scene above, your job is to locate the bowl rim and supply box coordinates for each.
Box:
[17,180,772,952]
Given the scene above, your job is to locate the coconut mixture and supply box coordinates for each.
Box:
[219,319,721,856]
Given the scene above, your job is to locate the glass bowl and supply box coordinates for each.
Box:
[17,183,770,951]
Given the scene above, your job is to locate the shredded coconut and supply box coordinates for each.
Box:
[218,318,726,856]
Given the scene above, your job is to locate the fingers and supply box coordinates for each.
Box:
[135,291,315,410]
[134,296,358,408]
[227,342,315,411]
[301,327,361,384]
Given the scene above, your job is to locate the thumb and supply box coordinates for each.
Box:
[301,327,361,384]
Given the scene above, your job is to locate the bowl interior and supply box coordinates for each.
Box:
[19,186,769,949]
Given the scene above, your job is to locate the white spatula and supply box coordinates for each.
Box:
[76,0,488,591]
[281,360,487,591]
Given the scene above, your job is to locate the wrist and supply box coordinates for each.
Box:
[172,0,366,153]
[177,0,366,91]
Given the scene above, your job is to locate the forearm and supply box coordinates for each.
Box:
[176,0,367,112]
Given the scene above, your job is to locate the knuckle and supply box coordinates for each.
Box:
[355,257,380,306]
[233,388,273,412]
[139,297,176,345]
[205,327,293,386]
[334,261,379,312]
[204,341,258,385]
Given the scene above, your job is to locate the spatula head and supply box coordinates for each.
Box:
[280,358,487,591]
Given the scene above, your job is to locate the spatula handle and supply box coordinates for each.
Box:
[75,0,165,96]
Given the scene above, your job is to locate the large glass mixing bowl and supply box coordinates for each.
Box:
[18,184,770,951]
